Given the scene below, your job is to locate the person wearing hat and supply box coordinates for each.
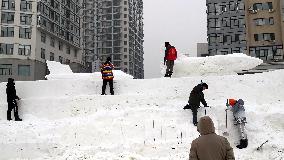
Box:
[101,57,114,95]
[226,99,248,149]
[185,82,209,126]
[164,42,177,77]
[189,116,235,160]
[6,78,22,121]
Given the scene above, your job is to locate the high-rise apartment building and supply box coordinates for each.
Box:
[207,0,284,62]
[0,0,84,81]
[207,0,247,56]
[82,0,144,79]
[246,0,284,61]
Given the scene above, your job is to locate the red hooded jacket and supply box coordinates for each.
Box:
[165,46,177,61]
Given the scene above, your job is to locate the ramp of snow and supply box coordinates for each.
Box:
[46,60,133,80]
[46,60,73,75]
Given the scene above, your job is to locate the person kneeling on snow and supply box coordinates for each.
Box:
[189,116,235,160]
[184,82,208,126]
[226,99,248,149]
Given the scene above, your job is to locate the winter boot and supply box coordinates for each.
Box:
[14,112,22,121]
[236,139,248,149]
[169,71,173,78]
[183,104,191,110]
[7,111,12,121]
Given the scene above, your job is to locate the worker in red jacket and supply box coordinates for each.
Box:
[101,57,114,95]
[164,42,177,77]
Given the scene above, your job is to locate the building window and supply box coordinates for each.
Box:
[1,26,14,37]
[41,48,45,59]
[0,64,12,75]
[19,27,32,39]
[124,28,127,31]
[124,1,127,5]
[124,41,127,45]
[20,13,32,25]
[59,41,63,50]
[124,48,127,52]
[124,14,127,18]
[1,0,15,10]
[74,49,77,57]
[18,65,30,76]
[269,17,274,25]
[253,3,262,10]
[124,54,127,58]
[262,3,270,10]
[59,56,63,63]
[41,32,46,43]
[254,18,274,26]
[66,46,70,54]
[124,34,127,38]
[65,59,70,64]
[18,44,31,56]
[1,12,15,24]
[20,0,32,12]
[124,62,128,65]
[0,43,13,55]
[50,52,54,61]
[50,37,55,47]
[264,33,275,41]
[124,8,127,11]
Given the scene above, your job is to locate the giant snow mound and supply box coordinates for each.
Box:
[162,53,263,77]
[46,60,134,80]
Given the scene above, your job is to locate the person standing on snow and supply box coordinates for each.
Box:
[226,99,248,149]
[6,78,22,121]
[184,82,208,126]
[101,57,114,95]
[189,116,235,160]
[164,42,177,77]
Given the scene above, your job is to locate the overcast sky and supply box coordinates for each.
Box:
[143,0,207,78]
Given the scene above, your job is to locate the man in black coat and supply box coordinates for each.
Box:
[184,83,208,126]
[6,78,22,121]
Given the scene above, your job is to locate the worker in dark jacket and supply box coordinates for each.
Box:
[101,57,114,95]
[6,78,22,121]
[164,42,177,77]
[185,83,208,126]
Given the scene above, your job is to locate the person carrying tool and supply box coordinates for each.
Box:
[184,82,209,126]
[226,99,248,149]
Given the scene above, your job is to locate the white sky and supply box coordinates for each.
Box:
[143,0,207,78]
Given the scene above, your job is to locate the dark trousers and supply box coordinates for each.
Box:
[166,60,174,75]
[191,107,198,124]
[102,79,114,95]
[7,100,20,120]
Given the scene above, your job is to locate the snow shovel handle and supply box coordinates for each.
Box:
[226,99,228,129]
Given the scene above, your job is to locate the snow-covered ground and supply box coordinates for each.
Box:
[0,54,283,160]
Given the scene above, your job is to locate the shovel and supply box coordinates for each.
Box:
[223,100,229,136]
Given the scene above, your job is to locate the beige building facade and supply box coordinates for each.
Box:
[0,0,84,82]
[245,0,284,61]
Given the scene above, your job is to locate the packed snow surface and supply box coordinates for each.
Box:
[0,55,283,160]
